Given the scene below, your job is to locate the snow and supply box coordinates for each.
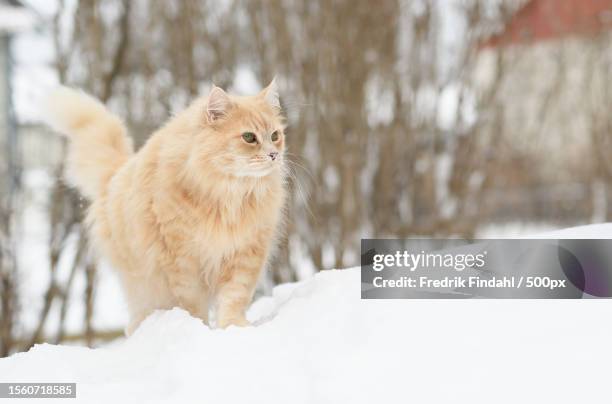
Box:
[478,222,612,239]
[2,224,612,403]
[535,222,612,238]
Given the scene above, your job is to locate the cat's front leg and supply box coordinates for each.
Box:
[164,257,211,324]
[216,245,267,328]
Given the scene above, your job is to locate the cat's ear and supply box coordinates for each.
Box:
[206,85,230,122]
[260,77,280,109]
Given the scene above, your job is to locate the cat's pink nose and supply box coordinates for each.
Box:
[268,152,278,161]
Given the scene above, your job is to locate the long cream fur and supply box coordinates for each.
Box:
[45,82,287,333]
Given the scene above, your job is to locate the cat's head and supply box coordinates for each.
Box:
[194,80,286,178]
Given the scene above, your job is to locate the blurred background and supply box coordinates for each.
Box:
[0,0,611,355]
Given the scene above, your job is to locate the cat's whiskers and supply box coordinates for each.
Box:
[281,161,317,223]
[283,153,315,184]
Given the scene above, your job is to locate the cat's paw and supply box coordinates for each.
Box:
[217,316,250,329]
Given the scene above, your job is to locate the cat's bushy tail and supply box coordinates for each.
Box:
[44,87,133,200]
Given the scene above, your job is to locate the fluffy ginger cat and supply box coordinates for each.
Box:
[45,81,286,334]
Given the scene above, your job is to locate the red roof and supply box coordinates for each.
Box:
[482,0,612,47]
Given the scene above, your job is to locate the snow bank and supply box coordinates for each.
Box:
[2,225,612,403]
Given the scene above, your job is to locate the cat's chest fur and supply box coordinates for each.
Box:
[152,177,283,269]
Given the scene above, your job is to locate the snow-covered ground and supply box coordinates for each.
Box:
[2,224,612,403]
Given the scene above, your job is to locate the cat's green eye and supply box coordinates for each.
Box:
[271,131,279,142]
[242,132,257,144]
